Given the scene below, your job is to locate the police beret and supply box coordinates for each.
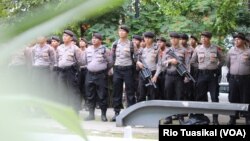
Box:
[51,36,60,42]
[190,35,198,42]
[93,33,103,40]
[119,25,129,33]
[72,36,78,42]
[157,36,167,42]
[63,30,74,37]
[169,32,180,38]
[132,35,142,41]
[180,33,189,40]
[143,32,155,38]
[233,33,246,40]
[201,31,212,38]
[80,37,88,43]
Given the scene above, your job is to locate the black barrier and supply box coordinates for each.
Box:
[159,125,250,140]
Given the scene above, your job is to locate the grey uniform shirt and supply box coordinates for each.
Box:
[184,46,194,71]
[226,46,250,75]
[155,46,187,77]
[83,45,112,72]
[190,44,225,70]
[113,39,133,66]
[137,45,159,71]
[32,44,55,67]
[56,43,81,68]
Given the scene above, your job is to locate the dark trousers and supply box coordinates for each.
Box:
[156,72,165,100]
[58,66,81,111]
[164,73,184,100]
[31,66,53,99]
[196,70,219,102]
[134,70,140,102]
[138,70,157,102]
[229,75,250,118]
[78,68,87,100]
[113,66,135,113]
[85,71,108,111]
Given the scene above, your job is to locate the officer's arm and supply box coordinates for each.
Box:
[190,48,198,68]
[31,47,35,65]
[225,49,231,69]
[49,47,56,66]
[105,48,113,69]
[136,49,143,67]
[74,47,82,65]
[217,48,225,68]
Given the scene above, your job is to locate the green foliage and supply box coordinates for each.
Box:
[0,95,88,141]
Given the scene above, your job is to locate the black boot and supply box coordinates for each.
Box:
[212,114,219,125]
[227,116,236,125]
[101,109,108,122]
[110,112,119,122]
[84,108,95,121]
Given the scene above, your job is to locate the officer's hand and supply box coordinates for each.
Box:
[137,61,144,69]
[170,58,178,65]
[151,76,157,83]
[108,68,113,76]
[184,77,189,83]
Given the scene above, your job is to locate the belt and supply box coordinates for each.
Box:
[58,65,75,71]
[114,65,133,70]
[88,70,106,75]
[165,71,179,76]
[199,69,217,74]
[230,74,250,79]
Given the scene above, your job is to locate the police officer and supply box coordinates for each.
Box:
[190,35,198,49]
[136,32,159,101]
[83,33,112,121]
[155,36,168,100]
[111,25,136,122]
[78,37,88,109]
[56,30,82,111]
[180,34,194,101]
[31,36,56,98]
[226,33,250,125]
[152,32,187,123]
[51,36,61,51]
[32,36,56,68]
[190,31,225,125]
[132,35,142,102]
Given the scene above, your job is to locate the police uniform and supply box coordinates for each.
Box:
[132,35,142,102]
[180,34,195,101]
[31,43,56,98]
[137,32,159,101]
[155,33,187,101]
[111,25,136,121]
[154,32,188,123]
[226,33,250,125]
[83,33,112,121]
[155,37,167,100]
[78,46,87,109]
[56,30,82,111]
[190,31,225,125]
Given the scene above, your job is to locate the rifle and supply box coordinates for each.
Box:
[166,49,196,83]
[139,58,157,88]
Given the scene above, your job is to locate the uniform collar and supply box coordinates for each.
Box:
[118,39,130,44]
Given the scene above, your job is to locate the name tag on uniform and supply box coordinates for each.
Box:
[124,48,130,52]
[43,53,49,57]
